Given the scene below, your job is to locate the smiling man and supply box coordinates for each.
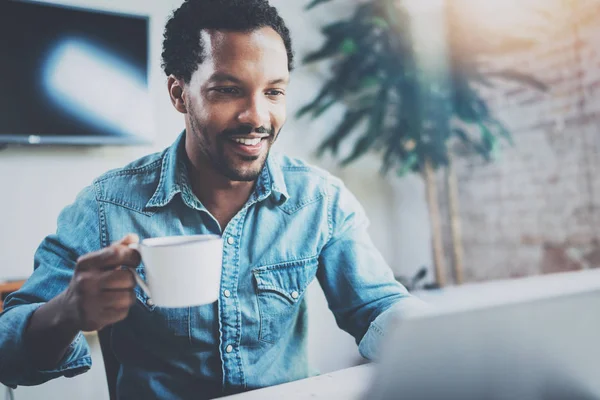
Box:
[0,0,423,399]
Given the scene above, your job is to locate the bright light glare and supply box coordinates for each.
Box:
[44,38,152,138]
[456,0,549,32]
[403,0,444,14]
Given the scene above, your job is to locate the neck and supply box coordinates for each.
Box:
[188,157,256,206]
[184,145,258,230]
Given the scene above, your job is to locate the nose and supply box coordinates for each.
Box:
[237,94,270,129]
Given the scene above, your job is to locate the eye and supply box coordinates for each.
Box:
[213,87,241,95]
[266,89,285,97]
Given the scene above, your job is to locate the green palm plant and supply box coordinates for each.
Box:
[299,0,548,285]
[299,0,547,173]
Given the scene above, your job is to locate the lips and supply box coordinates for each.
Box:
[227,136,267,157]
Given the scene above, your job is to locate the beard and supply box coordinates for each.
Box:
[188,113,277,182]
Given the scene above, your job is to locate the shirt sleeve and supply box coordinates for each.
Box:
[316,178,428,360]
[0,185,101,388]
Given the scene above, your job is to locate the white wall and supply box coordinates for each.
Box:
[1,0,431,398]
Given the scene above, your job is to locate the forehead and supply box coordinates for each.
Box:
[194,27,289,84]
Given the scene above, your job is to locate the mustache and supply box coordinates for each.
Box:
[221,125,275,137]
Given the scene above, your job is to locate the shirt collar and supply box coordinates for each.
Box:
[144,131,193,210]
[145,131,289,210]
[264,153,290,204]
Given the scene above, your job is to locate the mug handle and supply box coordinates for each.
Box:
[127,243,152,298]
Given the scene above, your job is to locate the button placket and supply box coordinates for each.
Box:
[219,210,248,388]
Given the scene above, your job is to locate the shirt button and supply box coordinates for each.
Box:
[146,298,154,307]
[226,345,233,353]
[291,291,299,300]
[223,289,231,298]
[227,237,234,245]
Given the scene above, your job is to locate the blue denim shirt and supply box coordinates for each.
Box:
[0,132,419,398]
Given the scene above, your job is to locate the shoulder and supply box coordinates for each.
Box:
[271,153,346,196]
[90,149,166,210]
[271,153,368,232]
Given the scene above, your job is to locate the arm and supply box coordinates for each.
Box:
[25,235,140,370]
[0,186,139,387]
[317,179,427,360]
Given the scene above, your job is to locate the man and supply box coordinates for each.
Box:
[0,0,422,398]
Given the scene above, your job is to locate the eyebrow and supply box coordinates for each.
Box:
[209,73,289,85]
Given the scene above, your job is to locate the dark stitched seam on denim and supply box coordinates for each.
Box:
[255,286,300,304]
[217,252,226,389]
[280,166,316,172]
[260,165,272,199]
[326,179,333,244]
[252,255,319,272]
[220,213,239,387]
[96,199,154,216]
[233,208,247,388]
[146,152,171,206]
[94,182,108,248]
[95,159,163,184]
[255,267,318,301]
[256,292,270,344]
[187,306,192,345]
[278,192,325,215]
[319,218,363,252]
[280,167,332,185]
[39,356,92,374]
[370,322,385,337]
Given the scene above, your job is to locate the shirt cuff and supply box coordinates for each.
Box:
[358,296,430,361]
[0,303,92,388]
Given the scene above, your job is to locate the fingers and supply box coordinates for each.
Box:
[99,290,136,311]
[100,269,136,291]
[76,240,141,271]
[114,233,139,246]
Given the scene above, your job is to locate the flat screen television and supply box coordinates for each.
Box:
[0,0,152,145]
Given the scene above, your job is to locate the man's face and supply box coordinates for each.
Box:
[183,27,289,182]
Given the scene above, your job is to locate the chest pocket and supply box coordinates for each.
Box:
[133,265,191,344]
[253,256,319,344]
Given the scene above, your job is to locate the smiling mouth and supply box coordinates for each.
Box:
[226,136,269,157]
[231,137,263,146]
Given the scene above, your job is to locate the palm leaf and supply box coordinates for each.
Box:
[296,82,335,118]
[303,39,344,64]
[489,118,514,145]
[305,0,332,11]
[341,86,389,165]
[317,108,370,156]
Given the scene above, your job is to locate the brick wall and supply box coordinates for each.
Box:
[438,0,600,283]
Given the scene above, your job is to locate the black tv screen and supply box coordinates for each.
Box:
[0,0,151,145]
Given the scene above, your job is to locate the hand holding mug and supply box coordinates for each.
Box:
[62,234,141,332]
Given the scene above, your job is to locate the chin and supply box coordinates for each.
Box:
[223,153,268,181]
[224,162,264,181]
[226,170,261,182]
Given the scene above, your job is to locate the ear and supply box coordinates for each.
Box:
[167,75,187,114]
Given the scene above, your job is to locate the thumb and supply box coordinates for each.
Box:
[114,233,140,246]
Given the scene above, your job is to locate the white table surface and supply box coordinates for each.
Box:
[218,363,375,400]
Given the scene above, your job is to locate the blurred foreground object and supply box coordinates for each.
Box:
[369,269,600,399]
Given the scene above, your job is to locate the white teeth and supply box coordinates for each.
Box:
[233,138,262,146]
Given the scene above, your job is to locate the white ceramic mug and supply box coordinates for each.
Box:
[128,234,223,308]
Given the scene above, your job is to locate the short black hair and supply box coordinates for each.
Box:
[162,0,294,83]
